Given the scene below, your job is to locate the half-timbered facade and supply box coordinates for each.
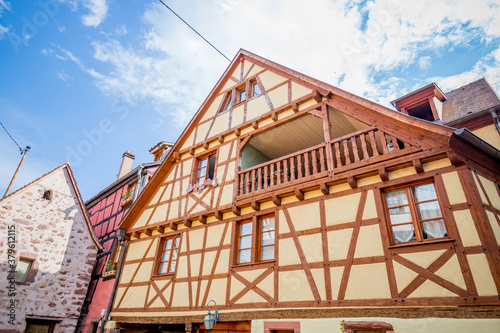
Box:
[107,50,500,333]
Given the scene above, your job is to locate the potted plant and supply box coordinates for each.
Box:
[103,261,117,278]
[121,188,134,207]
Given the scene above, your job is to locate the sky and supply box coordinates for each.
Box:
[1,0,499,201]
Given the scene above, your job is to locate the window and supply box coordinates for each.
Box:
[42,190,52,200]
[236,215,275,264]
[15,258,33,283]
[384,181,448,244]
[251,80,261,97]
[221,92,232,112]
[196,153,216,186]
[157,235,180,274]
[25,318,59,333]
[113,244,123,265]
[237,87,246,103]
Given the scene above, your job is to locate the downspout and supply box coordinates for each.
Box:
[133,164,145,202]
[99,229,128,333]
[490,109,500,135]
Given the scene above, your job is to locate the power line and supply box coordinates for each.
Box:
[0,121,24,154]
[157,0,231,62]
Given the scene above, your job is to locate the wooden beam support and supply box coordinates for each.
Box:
[214,210,223,220]
[447,150,464,166]
[145,228,153,236]
[272,194,281,206]
[413,158,424,173]
[156,225,165,233]
[203,142,209,150]
[271,111,278,122]
[292,103,299,112]
[251,200,260,211]
[189,147,195,156]
[124,234,131,241]
[232,205,241,216]
[199,214,207,224]
[170,222,178,231]
[173,151,180,161]
[218,135,224,144]
[183,219,192,228]
[295,188,304,201]
[252,120,258,129]
[240,136,252,150]
[313,90,322,103]
[320,183,330,195]
[378,168,389,182]
[308,108,324,119]
[347,176,358,189]
[234,128,241,136]
[132,231,140,239]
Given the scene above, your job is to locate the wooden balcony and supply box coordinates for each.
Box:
[237,127,417,196]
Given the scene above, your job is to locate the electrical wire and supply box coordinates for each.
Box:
[0,121,24,154]
[157,0,231,62]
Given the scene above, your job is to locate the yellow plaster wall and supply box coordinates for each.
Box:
[180,131,195,151]
[231,104,245,127]
[126,239,154,261]
[246,64,264,78]
[202,278,227,306]
[159,184,172,202]
[453,210,482,246]
[467,253,497,296]
[362,190,377,220]
[218,184,235,206]
[246,95,270,121]
[200,94,224,123]
[171,282,190,307]
[357,175,380,187]
[279,270,314,301]
[189,228,205,251]
[399,249,446,268]
[257,272,274,297]
[329,266,344,300]
[486,210,500,246]
[388,166,416,180]
[205,223,227,248]
[119,286,148,308]
[326,228,352,260]
[132,207,154,229]
[344,263,391,299]
[190,253,201,278]
[478,174,500,209]
[442,171,467,204]
[473,175,489,205]
[148,204,168,225]
[354,225,384,258]
[210,110,230,137]
[324,193,361,225]
[132,261,154,283]
[434,254,466,289]
[267,84,288,108]
[279,238,301,266]
[258,70,287,90]
[120,263,139,284]
[149,185,164,206]
[408,279,457,298]
[473,124,500,150]
[230,276,246,299]
[311,268,327,300]
[291,81,312,101]
[287,202,321,231]
[298,233,324,263]
[423,158,451,172]
[279,210,290,234]
[194,121,212,145]
[393,261,419,292]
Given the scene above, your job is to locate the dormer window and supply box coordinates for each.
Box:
[391,83,446,122]
[221,92,232,112]
[237,87,246,103]
[406,101,435,121]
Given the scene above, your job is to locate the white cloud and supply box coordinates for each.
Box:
[81,0,108,27]
[0,0,11,12]
[59,0,500,125]
[57,70,72,85]
[114,24,127,36]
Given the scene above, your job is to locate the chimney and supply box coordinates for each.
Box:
[117,151,135,180]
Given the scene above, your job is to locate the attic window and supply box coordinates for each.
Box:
[251,80,261,97]
[42,190,52,201]
[406,101,435,121]
[220,92,232,113]
[237,86,246,103]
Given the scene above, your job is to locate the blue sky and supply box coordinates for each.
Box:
[1,0,499,201]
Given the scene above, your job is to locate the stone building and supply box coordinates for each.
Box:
[0,163,102,333]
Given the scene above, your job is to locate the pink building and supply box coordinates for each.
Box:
[79,142,172,333]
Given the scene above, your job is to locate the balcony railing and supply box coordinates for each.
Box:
[237,127,416,196]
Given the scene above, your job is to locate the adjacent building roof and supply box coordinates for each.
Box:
[443,78,500,125]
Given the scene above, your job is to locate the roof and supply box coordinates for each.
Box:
[443,78,500,124]
[390,82,447,107]
[0,163,103,250]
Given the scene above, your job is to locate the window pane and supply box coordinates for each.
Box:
[197,167,206,178]
[261,231,274,246]
[224,94,232,110]
[239,235,252,249]
[15,259,32,283]
[161,250,171,262]
[159,262,168,274]
[238,249,251,263]
[252,82,261,96]
[412,183,437,202]
[385,189,408,207]
[388,206,412,225]
[169,260,177,273]
[260,246,274,261]
[171,249,178,260]
[421,219,447,239]
[164,239,173,250]
[173,237,180,248]
[239,89,246,102]
[392,224,416,243]
[261,217,275,231]
[197,176,205,185]
[415,201,442,220]
[199,158,208,168]
[240,222,253,235]
[26,323,52,333]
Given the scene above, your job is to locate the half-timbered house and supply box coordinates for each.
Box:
[105,50,500,333]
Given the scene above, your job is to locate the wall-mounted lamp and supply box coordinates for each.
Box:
[203,300,219,330]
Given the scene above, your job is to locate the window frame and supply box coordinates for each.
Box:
[234,214,276,265]
[382,180,449,245]
[25,318,58,333]
[155,234,181,276]
[219,91,233,113]
[194,152,217,186]
[15,258,33,283]
[250,79,262,98]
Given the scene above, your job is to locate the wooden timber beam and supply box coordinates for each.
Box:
[295,188,304,201]
[199,214,207,224]
[183,219,192,228]
[272,194,281,206]
[320,183,330,195]
[214,210,223,220]
[378,168,389,182]
[347,176,358,189]
[156,225,165,233]
[413,159,424,173]
[313,90,322,103]
[251,200,260,211]
[232,205,241,216]
[170,222,178,231]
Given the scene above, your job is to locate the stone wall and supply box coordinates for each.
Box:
[0,166,99,333]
